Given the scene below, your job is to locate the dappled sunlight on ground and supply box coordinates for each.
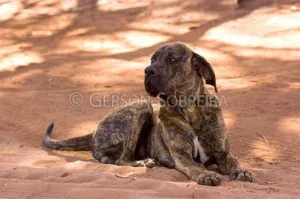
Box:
[68,39,134,53]
[97,0,149,11]
[0,51,44,70]
[118,31,170,49]
[287,82,300,90]
[0,1,22,21]
[279,117,300,134]
[129,21,191,35]
[251,139,280,164]
[203,8,300,49]
[67,58,145,87]
[67,30,171,54]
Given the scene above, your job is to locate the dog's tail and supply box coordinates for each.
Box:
[43,122,93,151]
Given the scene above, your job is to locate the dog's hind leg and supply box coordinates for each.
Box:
[114,101,155,167]
[91,101,154,166]
[92,143,122,164]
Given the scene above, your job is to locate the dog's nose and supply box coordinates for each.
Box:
[145,66,156,76]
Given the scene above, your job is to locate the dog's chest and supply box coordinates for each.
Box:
[181,107,201,126]
[192,136,209,164]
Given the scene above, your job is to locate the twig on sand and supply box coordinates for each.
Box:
[192,188,197,199]
[115,171,135,178]
[256,132,269,146]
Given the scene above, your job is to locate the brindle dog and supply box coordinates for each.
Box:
[43,42,252,186]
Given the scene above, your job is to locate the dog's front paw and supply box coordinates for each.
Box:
[197,171,221,186]
[115,159,126,166]
[133,158,156,168]
[229,169,253,182]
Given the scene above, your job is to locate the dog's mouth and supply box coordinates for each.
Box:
[144,81,159,97]
[145,85,168,102]
[144,76,161,98]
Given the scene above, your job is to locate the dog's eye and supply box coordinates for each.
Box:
[168,57,176,63]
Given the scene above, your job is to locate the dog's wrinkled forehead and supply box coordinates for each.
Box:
[152,42,193,60]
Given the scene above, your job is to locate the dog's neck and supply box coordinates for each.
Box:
[159,78,213,127]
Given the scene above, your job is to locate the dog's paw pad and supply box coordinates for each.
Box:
[230,170,253,182]
[197,172,221,186]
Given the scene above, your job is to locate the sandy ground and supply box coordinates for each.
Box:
[0,0,300,198]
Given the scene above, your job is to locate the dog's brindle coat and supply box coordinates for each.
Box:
[43,42,252,186]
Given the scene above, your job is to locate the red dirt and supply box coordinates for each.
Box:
[0,0,300,198]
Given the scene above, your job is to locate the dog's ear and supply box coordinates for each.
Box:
[191,52,217,92]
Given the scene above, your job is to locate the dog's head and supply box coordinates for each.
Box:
[144,42,217,100]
